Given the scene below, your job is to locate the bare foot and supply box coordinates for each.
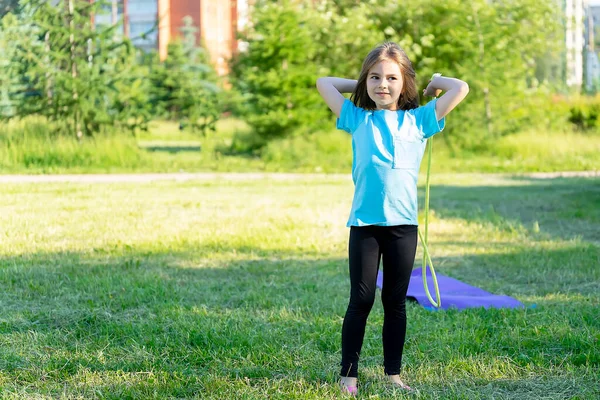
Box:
[387,374,413,391]
[339,376,358,395]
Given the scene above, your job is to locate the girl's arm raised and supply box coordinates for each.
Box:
[316,77,357,117]
[423,75,469,120]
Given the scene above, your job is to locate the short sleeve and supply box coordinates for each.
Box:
[336,99,364,134]
[411,98,446,138]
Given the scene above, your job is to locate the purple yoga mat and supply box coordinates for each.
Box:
[376,268,524,310]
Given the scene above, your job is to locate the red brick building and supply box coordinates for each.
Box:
[95,0,246,75]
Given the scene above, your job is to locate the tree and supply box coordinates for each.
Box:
[0,11,30,118]
[149,16,221,135]
[11,0,150,137]
[231,0,353,146]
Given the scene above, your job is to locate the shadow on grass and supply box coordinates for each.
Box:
[414,375,600,400]
[0,240,598,398]
[139,145,202,153]
[421,176,600,243]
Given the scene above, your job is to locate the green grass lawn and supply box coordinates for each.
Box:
[0,174,598,399]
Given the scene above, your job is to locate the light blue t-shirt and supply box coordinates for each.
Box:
[336,98,445,227]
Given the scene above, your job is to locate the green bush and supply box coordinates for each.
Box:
[566,98,600,132]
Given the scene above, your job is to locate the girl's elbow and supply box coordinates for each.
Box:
[460,81,469,94]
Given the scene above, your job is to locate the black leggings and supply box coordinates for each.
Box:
[340,225,418,378]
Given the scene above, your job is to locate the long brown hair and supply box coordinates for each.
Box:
[351,42,419,111]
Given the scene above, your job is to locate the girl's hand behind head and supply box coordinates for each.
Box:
[423,81,442,98]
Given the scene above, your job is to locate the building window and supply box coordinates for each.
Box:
[130,21,157,50]
[127,0,157,15]
[94,0,124,37]
[127,0,157,51]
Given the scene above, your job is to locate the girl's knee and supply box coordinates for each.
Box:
[349,294,376,312]
[381,294,406,310]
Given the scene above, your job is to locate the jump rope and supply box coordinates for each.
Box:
[417,72,443,308]
[418,137,441,308]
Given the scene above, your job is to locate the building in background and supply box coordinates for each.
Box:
[585,4,600,90]
[565,0,585,88]
[94,0,247,75]
[587,3,600,48]
[564,0,600,91]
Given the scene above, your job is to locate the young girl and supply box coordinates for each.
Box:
[316,42,468,395]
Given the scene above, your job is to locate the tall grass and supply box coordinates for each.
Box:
[0,117,142,173]
[429,128,600,173]
[0,116,598,173]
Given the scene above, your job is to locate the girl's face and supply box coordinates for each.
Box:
[366,60,404,111]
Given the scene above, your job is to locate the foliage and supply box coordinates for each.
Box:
[232,0,564,151]
[2,0,152,138]
[110,54,154,135]
[565,96,600,131]
[149,16,222,136]
[1,3,221,139]
[230,0,337,147]
[0,0,583,154]
[0,11,28,118]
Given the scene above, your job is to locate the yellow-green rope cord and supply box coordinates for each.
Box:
[419,138,441,308]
